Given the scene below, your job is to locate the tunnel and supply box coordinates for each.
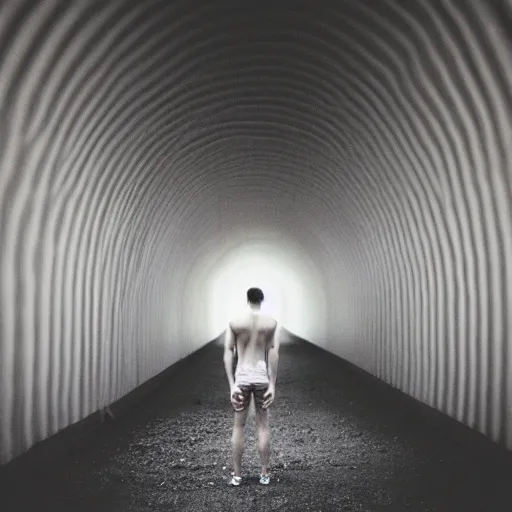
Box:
[1,0,512,510]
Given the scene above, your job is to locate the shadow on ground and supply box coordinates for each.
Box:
[2,337,512,511]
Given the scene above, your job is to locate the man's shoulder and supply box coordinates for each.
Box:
[228,316,247,330]
[263,315,278,329]
[228,318,240,329]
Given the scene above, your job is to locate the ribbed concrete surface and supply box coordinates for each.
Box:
[1,0,511,465]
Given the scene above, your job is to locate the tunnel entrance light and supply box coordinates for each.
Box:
[181,232,327,351]
[206,241,326,344]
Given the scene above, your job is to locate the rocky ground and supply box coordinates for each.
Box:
[3,337,512,511]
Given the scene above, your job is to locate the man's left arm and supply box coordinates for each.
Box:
[223,323,237,389]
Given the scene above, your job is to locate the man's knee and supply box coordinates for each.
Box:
[255,407,269,428]
[233,407,249,428]
[232,420,245,443]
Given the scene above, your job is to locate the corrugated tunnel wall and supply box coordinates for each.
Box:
[1,0,511,466]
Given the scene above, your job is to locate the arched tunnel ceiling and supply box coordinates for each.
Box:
[1,0,511,464]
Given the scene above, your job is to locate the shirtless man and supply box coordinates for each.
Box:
[223,287,279,486]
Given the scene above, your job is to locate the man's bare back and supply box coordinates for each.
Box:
[231,311,277,386]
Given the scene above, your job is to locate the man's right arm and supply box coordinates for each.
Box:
[223,322,236,389]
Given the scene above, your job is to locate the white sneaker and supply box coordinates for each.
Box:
[259,473,270,485]
[229,473,242,486]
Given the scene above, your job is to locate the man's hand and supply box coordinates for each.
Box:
[263,385,275,409]
[230,385,244,410]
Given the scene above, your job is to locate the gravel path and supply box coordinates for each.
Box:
[3,337,512,511]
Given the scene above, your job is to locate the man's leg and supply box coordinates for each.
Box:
[231,398,249,478]
[255,404,270,476]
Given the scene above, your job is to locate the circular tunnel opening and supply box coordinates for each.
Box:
[181,230,328,347]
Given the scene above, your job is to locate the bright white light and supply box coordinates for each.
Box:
[211,253,289,327]
[180,230,328,352]
[208,241,325,342]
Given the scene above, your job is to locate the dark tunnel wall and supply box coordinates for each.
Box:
[0,0,511,464]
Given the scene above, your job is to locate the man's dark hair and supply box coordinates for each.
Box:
[247,287,264,304]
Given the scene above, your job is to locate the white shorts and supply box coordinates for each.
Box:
[235,360,270,386]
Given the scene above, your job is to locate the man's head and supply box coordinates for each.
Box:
[247,287,264,306]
